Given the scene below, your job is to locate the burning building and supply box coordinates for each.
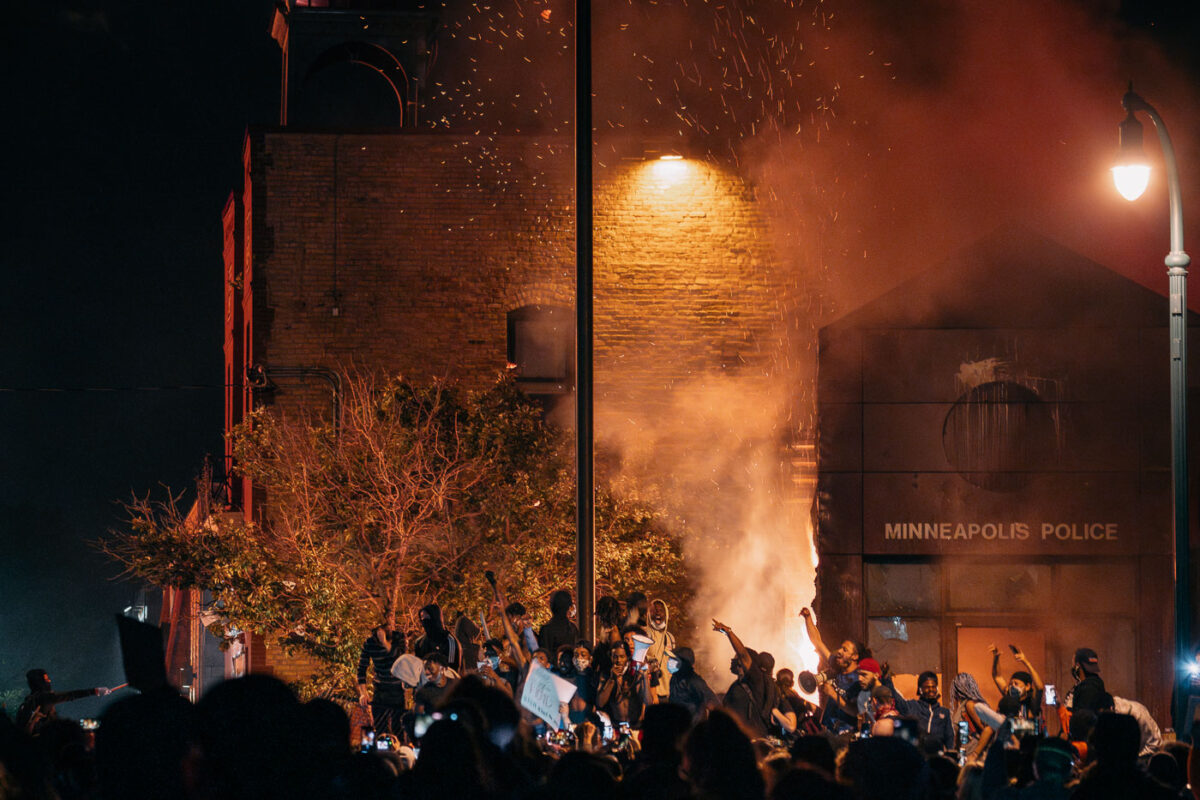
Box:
[814,225,1200,725]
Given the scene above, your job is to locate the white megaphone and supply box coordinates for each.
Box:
[630,633,654,663]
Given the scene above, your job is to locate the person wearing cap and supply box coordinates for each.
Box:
[666,646,718,721]
[1068,647,1111,714]
[854,657,884,730]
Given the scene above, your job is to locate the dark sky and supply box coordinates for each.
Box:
[2,0,278,711]
[1,0,1198,713]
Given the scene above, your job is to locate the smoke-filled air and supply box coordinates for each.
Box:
[419,0,1200,686]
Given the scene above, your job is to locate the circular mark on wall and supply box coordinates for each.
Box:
[942,380,1056,492]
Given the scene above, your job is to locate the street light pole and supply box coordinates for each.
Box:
[575,0,595,642]
[1115,86,1191,728]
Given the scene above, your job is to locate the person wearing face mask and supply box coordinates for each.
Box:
[667,647,718,721]
[988,643,1045,728]
[470,640,514,698]
[413,603,462,673]
[561,641,596,724]
[644,598,676,702]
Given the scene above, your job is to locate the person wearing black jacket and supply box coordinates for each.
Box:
[16,668,110,734]
[413,603,462,672]
[712,619,788,738]
[537,590,580,658]
[1067,648,1112,714]
[667,647,718,721]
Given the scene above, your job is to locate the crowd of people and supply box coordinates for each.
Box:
[3,589,1199,800]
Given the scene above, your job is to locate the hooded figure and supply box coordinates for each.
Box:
[644,599,675,700]
[413,603,461,672]
[667,647,717,721]
[453,612,481,670]
[16,668,108,734]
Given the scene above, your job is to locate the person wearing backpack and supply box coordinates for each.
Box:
[712,619,789,738]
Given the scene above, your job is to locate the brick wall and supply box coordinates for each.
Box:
[241,132,786,401]
[227,130,795,678]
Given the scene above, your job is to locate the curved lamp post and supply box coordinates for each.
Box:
[1114,85,1191,727]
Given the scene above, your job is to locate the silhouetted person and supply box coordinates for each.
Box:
[187,674,313,800]
[622,703,692,800]
[16,668,110,735]
[681,708,765,800]
[400,717,492,800]
[537,590,580,657]
[789,734,837,778]
[836,735,925,800]
[95,687,194,800]
[769,766,851,800]
[541,750,619,800]
[1072,712,1174,800]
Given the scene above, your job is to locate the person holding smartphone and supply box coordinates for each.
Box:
[988,643,1045,728]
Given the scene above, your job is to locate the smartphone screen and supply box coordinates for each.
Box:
[359,729,376,752]
[1044,684,1057,706]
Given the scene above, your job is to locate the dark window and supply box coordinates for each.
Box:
[507,305,573,391]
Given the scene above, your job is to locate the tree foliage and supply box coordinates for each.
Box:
[101,373,690,692]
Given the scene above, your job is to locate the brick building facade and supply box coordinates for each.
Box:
[215,130,792,679]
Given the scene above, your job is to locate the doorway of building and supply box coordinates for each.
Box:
[956,626,1046,711]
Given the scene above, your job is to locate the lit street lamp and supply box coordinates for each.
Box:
[1113,84,1191,727]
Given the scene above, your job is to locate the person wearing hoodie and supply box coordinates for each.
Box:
[537,590,580,657]
[667,647,718,721]
[645,598,676,702]
[453,611,481,672]
[413,603,462,673]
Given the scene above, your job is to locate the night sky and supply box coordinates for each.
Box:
[2,0,1199,715]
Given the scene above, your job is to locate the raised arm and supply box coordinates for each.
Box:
[493,591,527,671]
[712,620,752,671]
[799,607,831,662]
[1012,646,1045,692]
[988,644,1009,694]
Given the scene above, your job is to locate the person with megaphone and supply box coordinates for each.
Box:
[798,607,866,735]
